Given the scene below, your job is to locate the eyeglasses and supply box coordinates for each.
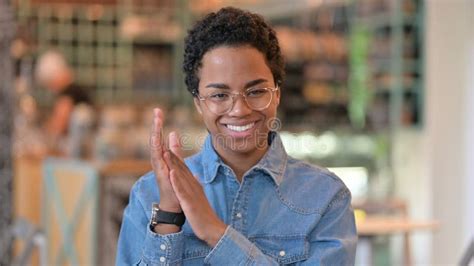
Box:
[197,86,279,115]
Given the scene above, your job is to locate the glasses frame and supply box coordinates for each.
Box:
[197,86,279,115]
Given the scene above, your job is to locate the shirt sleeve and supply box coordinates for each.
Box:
[204,187,357,265]
[116,179,185,266]
[304,187,358,265]
[204,226,279,265]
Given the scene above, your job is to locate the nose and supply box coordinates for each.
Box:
[228,94,252,117]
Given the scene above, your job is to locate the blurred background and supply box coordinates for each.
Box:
[0,0,473,265]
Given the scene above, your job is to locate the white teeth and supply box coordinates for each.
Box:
[226,122,255,132]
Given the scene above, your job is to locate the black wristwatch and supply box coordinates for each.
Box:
[150,203,186,228]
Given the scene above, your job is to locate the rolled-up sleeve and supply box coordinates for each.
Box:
[204,226,278,265]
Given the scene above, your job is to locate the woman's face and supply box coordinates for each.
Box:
[193,45,280,156]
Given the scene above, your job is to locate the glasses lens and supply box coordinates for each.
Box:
[246,88,272,110]
[205,92,233,115]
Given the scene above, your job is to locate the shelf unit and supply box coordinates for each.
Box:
[14,0,191,105]
[14,0,424,127]
[352,0,424,130]
[229,0,425,203]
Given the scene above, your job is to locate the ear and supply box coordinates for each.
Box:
[193,97,203,115]
[274,87,281,106]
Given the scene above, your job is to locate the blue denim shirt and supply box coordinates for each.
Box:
[116,132,357,265]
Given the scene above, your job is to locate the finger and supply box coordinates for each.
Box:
[155,107,164,120]
[167,152,202,194]
[150,108,164,154]
[150,108,171,177]
[165,151,196,188]
[167,150,195,182]
[164,150,185,172]
[169,169,192,203]
[169,131,182,159]
[163,150,176,170]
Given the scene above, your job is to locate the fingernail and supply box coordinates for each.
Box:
[154,108,159,116]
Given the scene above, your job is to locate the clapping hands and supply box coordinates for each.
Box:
[149,108,226,247]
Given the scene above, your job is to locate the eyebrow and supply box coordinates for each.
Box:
[205,78,269,90]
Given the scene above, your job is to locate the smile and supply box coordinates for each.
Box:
[225,122,255,132]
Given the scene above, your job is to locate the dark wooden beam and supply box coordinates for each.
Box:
[0,0,16,265]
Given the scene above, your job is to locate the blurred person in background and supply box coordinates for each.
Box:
[117,7,357,265]
[35,50,94,157]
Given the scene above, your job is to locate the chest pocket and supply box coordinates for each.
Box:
[250,235,309,265]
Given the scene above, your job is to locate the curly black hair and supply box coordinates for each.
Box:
[183,7,285,97]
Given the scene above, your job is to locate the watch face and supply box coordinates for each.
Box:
[151,203,160,225]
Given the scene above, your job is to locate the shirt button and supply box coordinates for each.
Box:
[236,212,242,218]
[279,250,286,257]
[159,256,166,262]
[160,244,166,250]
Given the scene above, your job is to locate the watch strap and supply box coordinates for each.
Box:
[151,203,186,227]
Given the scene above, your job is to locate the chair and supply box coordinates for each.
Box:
[7,218,47,266]
[42,158,98,266]
[353,198,412,265]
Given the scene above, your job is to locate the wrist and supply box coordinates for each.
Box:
[204,221,227,247]
[152,223,181,234]
[150,202,185,235]
[158,200,181,212]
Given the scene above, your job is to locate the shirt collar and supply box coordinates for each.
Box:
[200,135,221,184]
[200,131,288,186]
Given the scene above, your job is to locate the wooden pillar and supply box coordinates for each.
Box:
[0,0,16,265]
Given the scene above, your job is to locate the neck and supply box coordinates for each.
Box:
[213,138,269,182]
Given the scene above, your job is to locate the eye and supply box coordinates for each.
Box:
[208,92,230,101]
[247,88,268,97]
